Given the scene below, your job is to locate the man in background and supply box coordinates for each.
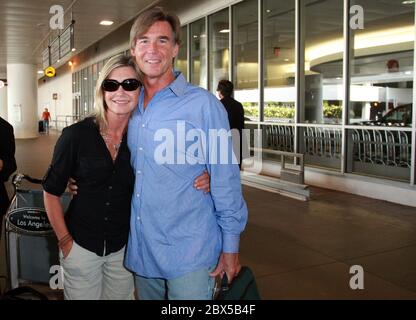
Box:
[217,80,245,169]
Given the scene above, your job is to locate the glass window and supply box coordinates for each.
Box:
[263,0,296,123]
[302,0,344,125]
[175,26,188,79]
[348,0,414,128]
[209,8,229,93]
[233,0,259,121]
[190,18,207,88]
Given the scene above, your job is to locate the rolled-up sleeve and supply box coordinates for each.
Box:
[204,95,248,253]
[42,127,77,196]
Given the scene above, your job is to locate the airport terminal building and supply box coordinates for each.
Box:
[2,0,416,300]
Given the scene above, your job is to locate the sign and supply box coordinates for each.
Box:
[50,37,60,65]
[42,47,50,70]
[53,93,58,100]
[6,208,53,235]
[45,66,56,78]
[59,24,73,59]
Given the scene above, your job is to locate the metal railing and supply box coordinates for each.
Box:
[352,129,411,168]
[51,115,81,131]
[264,125,295,152]
[303,127,342,159]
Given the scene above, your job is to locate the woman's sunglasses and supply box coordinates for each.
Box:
[102,79,141,92]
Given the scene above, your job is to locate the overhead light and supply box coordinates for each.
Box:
[336,77,342,80]
[57,59,60,63]
[71,48,76,52]
[84,77,87,80]
[0,80,5,89]
[405,71,412,75]
[68,60,73,67]
[200,34,206,38]
[266,9,271,13]
[219,29,230,33]
[193,35,198,38]
[402,0,415,4]
[37,70,44,74]
[100,20,114,26]
[284,58,290,62]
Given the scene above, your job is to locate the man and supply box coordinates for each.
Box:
[125,7,248,300]
[217,80,245,169]
[0,116,17,237]
[41,108,51,134]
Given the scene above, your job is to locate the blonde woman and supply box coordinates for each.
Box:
[42,54,210,300]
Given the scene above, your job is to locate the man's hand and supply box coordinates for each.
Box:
[67,178,78,195]
[193,170,210,193]
[210,252,242,284]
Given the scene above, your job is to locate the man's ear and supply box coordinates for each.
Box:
[172,42,179,59]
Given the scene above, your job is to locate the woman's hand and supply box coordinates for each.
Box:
[193,170,210,193]
[61,238,74,259]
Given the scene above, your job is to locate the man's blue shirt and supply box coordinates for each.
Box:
[125,72,248,279]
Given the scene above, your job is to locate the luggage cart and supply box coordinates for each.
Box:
[4,173,71,290]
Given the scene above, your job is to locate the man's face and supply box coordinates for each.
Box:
[131,20,179,82]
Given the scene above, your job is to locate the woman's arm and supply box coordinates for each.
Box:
[44,190,73,258]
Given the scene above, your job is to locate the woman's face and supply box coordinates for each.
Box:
[103,66,140,117]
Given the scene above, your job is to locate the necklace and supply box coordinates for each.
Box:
[100,130,122,160]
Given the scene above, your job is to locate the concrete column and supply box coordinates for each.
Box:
[0,85,7,119]
[7,64,38,138]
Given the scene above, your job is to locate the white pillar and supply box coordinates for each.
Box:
[7,64,38,138]
[0,85,7,119]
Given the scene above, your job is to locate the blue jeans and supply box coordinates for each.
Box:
[43,120,49,133]
[135,266,216,300]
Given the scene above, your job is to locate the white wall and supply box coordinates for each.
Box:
[38,70,72,123]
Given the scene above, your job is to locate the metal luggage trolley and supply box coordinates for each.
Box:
[4,173,71,289]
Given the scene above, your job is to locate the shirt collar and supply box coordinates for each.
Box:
[168,71,187,97]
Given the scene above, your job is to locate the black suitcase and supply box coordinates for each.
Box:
[38,120,44,133]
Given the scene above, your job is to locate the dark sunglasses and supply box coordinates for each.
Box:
[102,79,141,92]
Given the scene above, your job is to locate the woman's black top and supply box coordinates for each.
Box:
[42,117,134,256]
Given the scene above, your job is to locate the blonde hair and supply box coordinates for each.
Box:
[130,6,181,50]
[92,54,139,129]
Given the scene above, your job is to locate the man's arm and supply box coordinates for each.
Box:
[0,125,17,182]
[203,94,248,283]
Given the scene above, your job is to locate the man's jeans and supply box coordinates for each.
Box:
[135,266,216,300]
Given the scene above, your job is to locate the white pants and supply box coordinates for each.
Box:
[59,241,134,300]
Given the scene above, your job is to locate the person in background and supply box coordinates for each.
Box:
[43,54,212,300]
[217,80,245,169]
[41,108,51,134]
[0,116,17,238]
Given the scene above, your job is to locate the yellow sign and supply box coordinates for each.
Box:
[45,67,56,78]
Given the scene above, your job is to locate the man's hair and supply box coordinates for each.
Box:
[217,80,234,98]
[92,54,141,129]
[130,6,181,49]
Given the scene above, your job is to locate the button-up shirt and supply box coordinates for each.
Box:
[42,117,134,256]
[125,72,248,279]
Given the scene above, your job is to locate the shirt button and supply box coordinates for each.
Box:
[106,202,110,206]
[108,186,113,190]
[142,124,145,128]
[137,170,141,174]
[104,217,108,221]
[136,193,140,197]
[139,147,143,151]
[137,217,141,221]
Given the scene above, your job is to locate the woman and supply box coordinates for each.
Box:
[43,54,210,300]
